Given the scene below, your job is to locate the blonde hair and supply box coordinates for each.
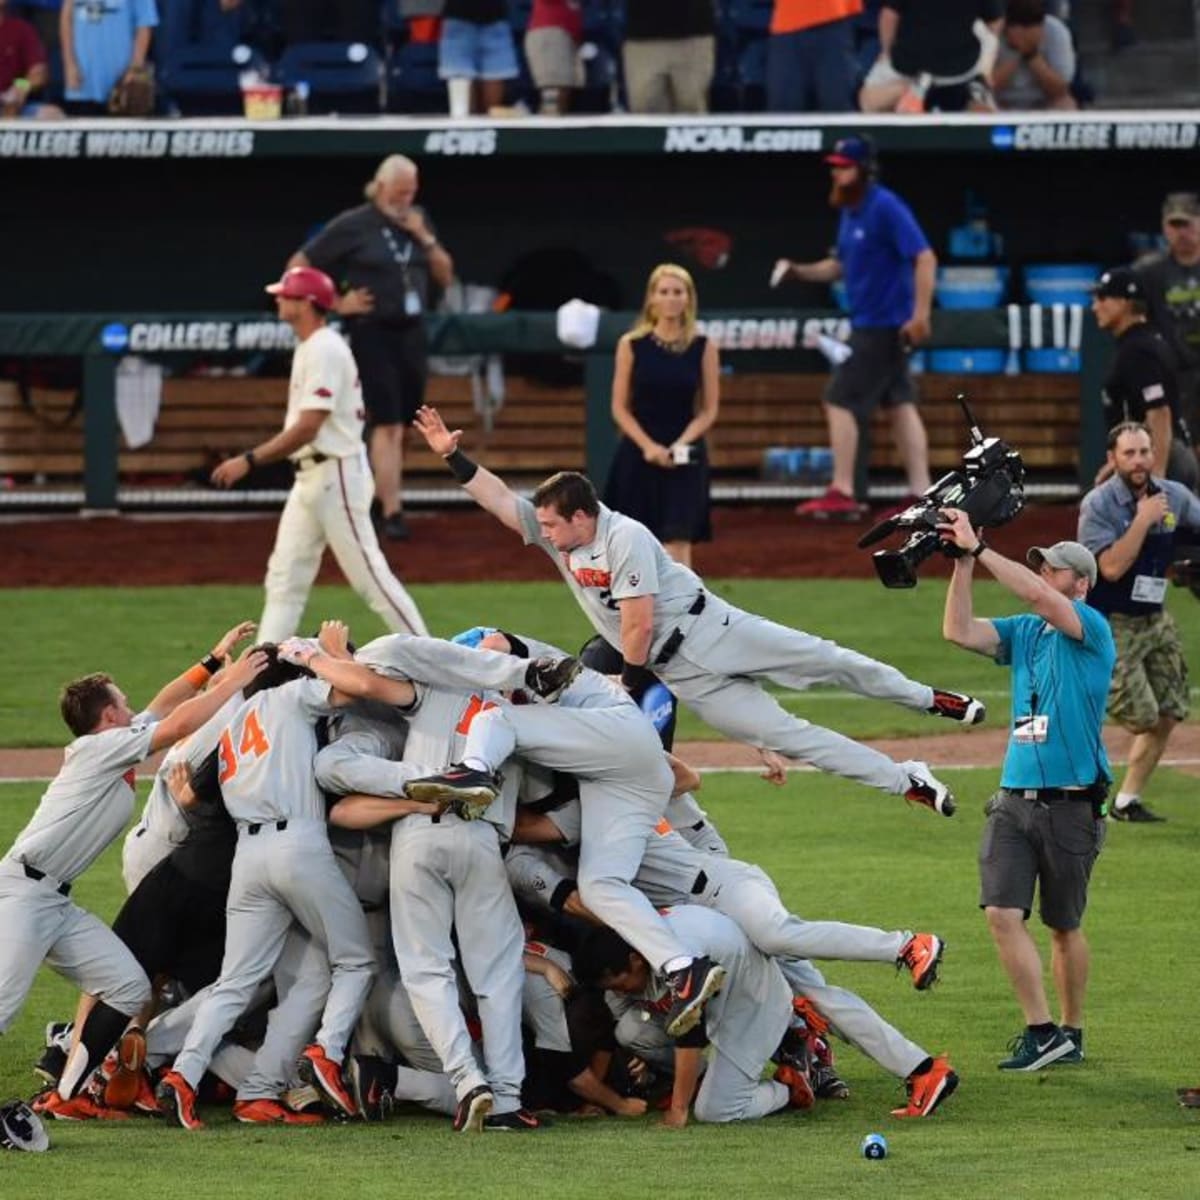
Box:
[631,263,698,344]
[365,154,418,201]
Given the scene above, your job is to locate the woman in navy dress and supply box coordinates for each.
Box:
[604,263,720,567]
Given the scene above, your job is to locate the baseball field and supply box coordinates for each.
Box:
[1,509,1198,1197]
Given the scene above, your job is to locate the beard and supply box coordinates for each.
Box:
[1118,466,1151,493]
[830,173,869,209]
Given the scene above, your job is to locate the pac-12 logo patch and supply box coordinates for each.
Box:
[628,573,640,588]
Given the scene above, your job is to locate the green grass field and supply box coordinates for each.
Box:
[2,578,1198,1194]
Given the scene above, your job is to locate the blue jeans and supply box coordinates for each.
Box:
[766,19,857,113]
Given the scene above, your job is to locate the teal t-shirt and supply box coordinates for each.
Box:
[990,602,1116,789]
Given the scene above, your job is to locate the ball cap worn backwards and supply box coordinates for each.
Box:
[1026,541,1098,587]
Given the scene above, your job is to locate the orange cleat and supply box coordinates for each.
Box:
[892,1055,958,1118]
[897,933,945,991]
[298,1044,357,1118]
[156,1069,204,1130]
[233,1098,325,1126]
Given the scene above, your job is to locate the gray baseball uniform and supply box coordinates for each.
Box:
[664,792,729,857]
[171,678,374,1090]
[0,716,155,1032]
[515,498,934,795]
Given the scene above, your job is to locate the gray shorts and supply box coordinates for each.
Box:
[824,327,917,418]
[978,789,1105,930]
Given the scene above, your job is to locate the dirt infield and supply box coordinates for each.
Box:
[2,502,1083,586]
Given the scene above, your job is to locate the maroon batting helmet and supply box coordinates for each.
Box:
[265,266,337,312]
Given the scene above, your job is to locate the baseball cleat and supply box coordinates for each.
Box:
[233,1099,325,1126]
[33,1090,131,1122]
[298,1044,357,1119]
[156,1070,204,1130]
[1110,798,1166,823]
[774,1062,816,1110]
[811,1062,851,1100]
[928,689,986,725]
[525,654,583,702]
[452,1084,494,1133]
[32,1021,72,1085]
[664,955,727,1038]
[902,761,956,817]
[482,1108,547,1131]
[892,1055,958,1118]
[404,764,500,820]
[897,933,945,991]
[1176,1086,1200,1109]
[347,1056,395,1123]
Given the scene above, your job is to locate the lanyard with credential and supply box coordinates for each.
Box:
[381,225,423,316]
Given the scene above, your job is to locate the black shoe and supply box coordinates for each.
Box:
[1110,799,1166,823]
[524,655,583,702]
[483,1108,547,1131]
[664,955,727,1038]
[404,764,500,819]
[347,1055,396,1122]
[382,512,410,541]
[1060,1026,1084,1064]
[928,689,985,725]
[811,1062,851,1100]
[32,1021,72,1086]
[452,1084,494,1133]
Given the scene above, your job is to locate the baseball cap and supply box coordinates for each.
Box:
[265,266,337,311]
[1091,266,1145,302]
[824,135,874,168]
[1026,541,1098,587]
[1162,192,1200,221]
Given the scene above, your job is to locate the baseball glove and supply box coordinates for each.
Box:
[107,65,156,118]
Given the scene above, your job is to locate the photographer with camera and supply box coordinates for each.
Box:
[1077,421,1200,823]
[939,508,1114,1071]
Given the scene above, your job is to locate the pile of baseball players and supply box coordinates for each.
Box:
[2,411,990,1140]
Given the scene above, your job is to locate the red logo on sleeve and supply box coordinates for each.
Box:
[122,768,136,789]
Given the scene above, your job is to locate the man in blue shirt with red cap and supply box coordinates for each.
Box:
[775,135,936,520]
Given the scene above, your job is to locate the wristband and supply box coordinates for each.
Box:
[243,450,257,469]
[14,77,30,94]
[444,447,478,484]
[549,878,577,913]
[200,653,222,674]
[969,539,988,559]
[185,664,210,688]
[621,661,655,694]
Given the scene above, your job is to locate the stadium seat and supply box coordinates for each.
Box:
[386,41,446,114]
[160,43,269,116]
[276,41,385,114]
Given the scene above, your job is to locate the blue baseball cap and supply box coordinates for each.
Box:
[825,136,874,168]
[451,626,497,648]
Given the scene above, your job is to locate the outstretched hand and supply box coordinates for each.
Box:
[212,621,257,663]
[413,405,461,457]
[318,620,353,660]
[758,748,789,786]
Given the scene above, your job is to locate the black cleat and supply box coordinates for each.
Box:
[928,689,985,725]
[452,1084,494,1132]
[347,1055,396,1122]
[1110,799,1166,823]
[405,764,500,820]
[525,655,583,702]
[32,1022,72,1086]
[902,762,956,817]
[483,1108,547,1131]
[382,512,410,541]
[811,1062,851,1100]
[664,955,727,1038]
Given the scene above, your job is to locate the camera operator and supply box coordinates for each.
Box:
[1077,421,1200,823]
[939,508,1114,1072]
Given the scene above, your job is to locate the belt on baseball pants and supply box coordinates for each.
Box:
[653,592,707,666]
[1002,787,1088,803]
[22,863,70,896]
[245,819,289,835]
[690,870,708,896]
[291,452,329,472]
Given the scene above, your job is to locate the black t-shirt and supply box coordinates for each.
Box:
[1103,321,1189,443]
[443,0,507,22]
[886,0,1002,78]
[301,203,438,325]
[625,0,716,40]
[1135,252,1200,375]
[168,756,237,893]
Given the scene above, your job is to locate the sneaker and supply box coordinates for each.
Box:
[232,1098,324,1126]
[902,761,956,817]
[892,1055,958,1118]
[347,1056,396,1122]
[795,487,869,522]
[382,511,410,541]
[525,654,583,702]
[1110,799,1166,823]
[1060,1026,1084,1064]
[155,1070,204,1129]
[774,1062,815,1110]
[404,764,500,820]
[34,1090,130,1122]
[811,1062,851,1100]
[897,933,945,991]
[298,1044,357,1119]
[928,689,986,725]
[452,1084,494,1133]
[102,1028,147,1110]
[483,1108,546,1131]
[1177,1086,1200,1109]
[997,1027,1074,1072]
[664,956,727,1038]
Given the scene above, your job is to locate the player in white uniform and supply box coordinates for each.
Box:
[415,405,982,813]
[211,266,427,644]
[1,642,267,1119]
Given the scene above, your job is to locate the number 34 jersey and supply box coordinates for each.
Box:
[217,677,336,824]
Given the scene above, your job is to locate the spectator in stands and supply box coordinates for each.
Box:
[439,0,518,117]
[622,0,715,115]
[60,0,157,115]
[1135,193,1200,456]
[604,263,720,568]
[289,154,455,542]
[859,0,1002,113]
[159,0,247,69]
[13,0,60,66]
[0,0,63,117]
[280,0,378,45]
[775,136,935,522]
[525,0,582,115]
[993,0,1076,111]
[766,1,862,114]
[1091,267,1198,491]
